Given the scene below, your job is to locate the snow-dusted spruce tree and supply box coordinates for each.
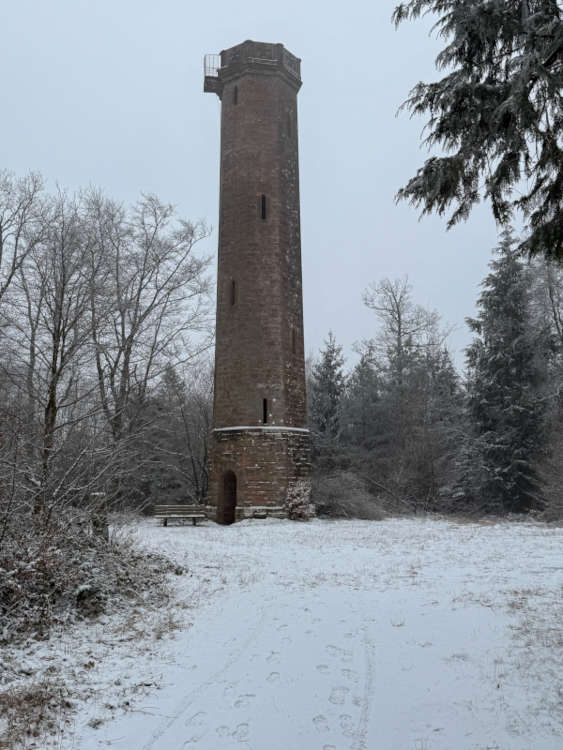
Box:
[463,230,549,513]
[393,0,563,259]
[309,332,346,468]
[340,354,382,452]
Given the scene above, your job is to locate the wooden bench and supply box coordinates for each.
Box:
[153,504,207,527]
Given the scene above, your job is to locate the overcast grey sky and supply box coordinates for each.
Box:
[0,0,499,371]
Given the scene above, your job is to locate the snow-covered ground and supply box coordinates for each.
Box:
[2,517,562,749]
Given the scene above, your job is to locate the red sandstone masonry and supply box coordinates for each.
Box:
[209,430,311,522]
[204,41,310,522]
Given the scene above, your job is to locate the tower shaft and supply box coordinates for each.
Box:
[205,41,310,523]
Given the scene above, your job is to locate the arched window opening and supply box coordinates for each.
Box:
[230,279,236,305]
[219,471,237,525]
[233,85,238,106]
[260,194,267,220]
[263,398,268,424]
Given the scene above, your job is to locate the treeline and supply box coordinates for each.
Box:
[0,171,214,525]
[0,171,216,638]
[309,231,563,520]
[2,169,562,537]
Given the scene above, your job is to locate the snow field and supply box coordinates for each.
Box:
[3,517,562,749]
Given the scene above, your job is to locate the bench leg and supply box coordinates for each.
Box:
[192,517,196,526]
[163,518,167,527]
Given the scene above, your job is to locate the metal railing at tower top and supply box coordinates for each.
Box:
[204,47,301,82]
[204,54,221,78]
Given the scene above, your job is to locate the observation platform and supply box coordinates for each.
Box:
[204,40,301,97]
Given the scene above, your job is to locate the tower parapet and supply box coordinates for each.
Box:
[204,40,301,98]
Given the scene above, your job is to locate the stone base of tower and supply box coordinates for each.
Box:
[207,428,311,523]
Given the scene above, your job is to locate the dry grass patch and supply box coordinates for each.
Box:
[0,680,71,749]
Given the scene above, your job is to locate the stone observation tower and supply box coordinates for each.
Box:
[204,40,310,524]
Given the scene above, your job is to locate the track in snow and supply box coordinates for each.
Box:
[55,518,563,749]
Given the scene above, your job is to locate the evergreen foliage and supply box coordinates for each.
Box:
[405,346,463,506]
[463,230,549,513]
[393,0,563,259]
[307,279,465,511]
[309,332,346,466]
[341,355,381,451]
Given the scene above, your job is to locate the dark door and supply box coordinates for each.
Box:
[218,471,237,524]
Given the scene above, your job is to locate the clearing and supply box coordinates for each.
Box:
[2,517,562,749]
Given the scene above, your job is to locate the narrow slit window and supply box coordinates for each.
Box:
[260,194,267,220]
[233,85,238,105]
[230,279,236,305]
[263,398,268,424]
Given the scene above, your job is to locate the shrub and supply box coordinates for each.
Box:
[312,471,385,520]
[285,479,314,520]
[0,508,175,643]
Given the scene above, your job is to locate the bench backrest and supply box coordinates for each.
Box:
[154,505,205,513]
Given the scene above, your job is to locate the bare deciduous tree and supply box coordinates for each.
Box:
[84,191,213,503]
[352,277,460,508]
[0,175,215,644]
[0,170,44,309]
[7,192,100,513]
[362,277,442,379]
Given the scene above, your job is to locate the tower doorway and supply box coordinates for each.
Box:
[218,470,237,524]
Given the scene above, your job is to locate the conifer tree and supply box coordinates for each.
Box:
[393,0,563,259]
[341,355,381,451]
[411,346,463,506]
[309,332,346,466]
[464,230,549,513]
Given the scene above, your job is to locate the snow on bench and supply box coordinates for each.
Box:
[153,504,207,527]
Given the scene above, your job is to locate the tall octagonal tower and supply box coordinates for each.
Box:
[204,40,310,524]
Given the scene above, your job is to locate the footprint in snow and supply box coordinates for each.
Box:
[316,664,329,674]
[232,723,250,742]
[186,711,206,726]
[183,737,203,747]
[223,683,236,702]
[234,694,255,709]
[329,686,349,705]
[326,645,352,662]
[341,668,359,683]
[267,671,280,683]
[339,713,355,738]
[216,726,230,738]
[313,714,329,732]
[266,651,279,663]
[352,695,367,709]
